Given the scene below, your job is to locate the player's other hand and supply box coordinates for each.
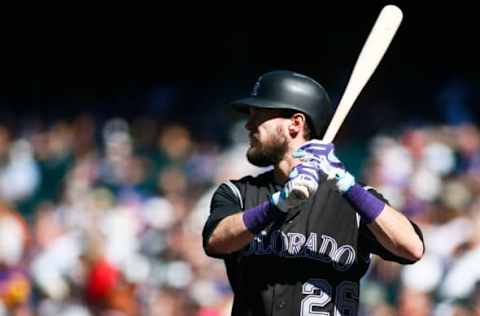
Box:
[293,140,355,193]
[293,140,343,168]
[270,162,319,212]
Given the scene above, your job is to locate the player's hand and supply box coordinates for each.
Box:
[293,140,355,193]
[270,162,319,212]
[293,140,343,168]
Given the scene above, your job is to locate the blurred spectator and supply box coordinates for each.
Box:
[0,204,31,314]
[397,287,432,316]
[0,89,478,315]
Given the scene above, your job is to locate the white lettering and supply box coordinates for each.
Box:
[333,245,356,271]
[288,233,306,255]
[243,231,357,272]
[318,235,338,263]
[304,232,317,255]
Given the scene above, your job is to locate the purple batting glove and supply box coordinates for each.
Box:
[293,140,356,193]
[289,160,320,182]
[293,140,344,169]
[270,161,320,212]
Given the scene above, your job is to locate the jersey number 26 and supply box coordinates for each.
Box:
[301,279,358,316]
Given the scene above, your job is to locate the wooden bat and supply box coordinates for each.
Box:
[293,5,403,200]
[322,5,403,143]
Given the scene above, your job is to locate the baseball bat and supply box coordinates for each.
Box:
[293,5,402,200]
[322,5,403,143]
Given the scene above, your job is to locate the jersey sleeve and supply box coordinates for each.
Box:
[358,187,425,264]
[202,181,243,258]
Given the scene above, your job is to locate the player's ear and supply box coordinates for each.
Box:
[288,113,306,137]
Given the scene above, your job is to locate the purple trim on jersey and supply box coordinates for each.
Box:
[344,184,385,223]
[242,200,282,234]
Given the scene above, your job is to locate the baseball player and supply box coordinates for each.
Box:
[202,70,424,316]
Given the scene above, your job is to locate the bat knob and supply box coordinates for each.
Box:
[291,186,310,200]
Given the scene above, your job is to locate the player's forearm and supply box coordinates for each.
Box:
[206,213,255,254]
[207,198,286,254]
[367,204,424,262]
[341,183,424,262]
[295,140,424,261]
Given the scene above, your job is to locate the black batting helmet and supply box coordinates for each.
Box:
[231,70,333,138]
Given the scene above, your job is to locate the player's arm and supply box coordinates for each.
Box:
[206,212,254,255]
[295,140,424,262]
[357,193,424,263]
[361,198,424,262]
[342,184,423,262]
[202,182,249,256]
[204,169,318,256]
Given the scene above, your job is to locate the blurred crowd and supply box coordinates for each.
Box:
[0,111,479,316]
[0,114,251,316]
[360,124,480,316]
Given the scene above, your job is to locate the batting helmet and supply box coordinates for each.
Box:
[231,70,333,137]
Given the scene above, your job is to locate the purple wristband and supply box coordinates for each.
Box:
[344,184,385,223]
[242,201,282,234]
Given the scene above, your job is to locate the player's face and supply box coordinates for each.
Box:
[245,107,290,167]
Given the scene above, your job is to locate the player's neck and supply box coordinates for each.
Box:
[273,160,294,184]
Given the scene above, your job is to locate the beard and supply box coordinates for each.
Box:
[246,129,289,167]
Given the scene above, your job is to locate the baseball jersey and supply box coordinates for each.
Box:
[202,170,424,316]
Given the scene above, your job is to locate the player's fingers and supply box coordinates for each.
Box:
[299,180,318,195]
[293,147,326,158]
[293,153,323,168]
[292,149,308,159]
[294,165,319,181]
[299,139,329,148]
[298,140,332,152]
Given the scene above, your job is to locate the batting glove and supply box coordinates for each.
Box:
[293,140,356,193]
[270,162,319,212]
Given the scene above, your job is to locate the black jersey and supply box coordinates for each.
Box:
[202,170,423,316]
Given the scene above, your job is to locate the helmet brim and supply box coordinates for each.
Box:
[231,97,323,138]
[231,97,305,114]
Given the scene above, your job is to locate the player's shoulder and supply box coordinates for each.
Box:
[216,169,274,197]
[211,170,273,209]
[228,169,274,186]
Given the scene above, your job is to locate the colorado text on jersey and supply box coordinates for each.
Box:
[242,229,356,272]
